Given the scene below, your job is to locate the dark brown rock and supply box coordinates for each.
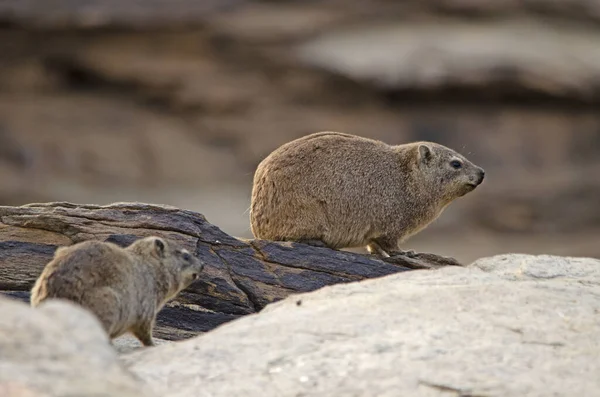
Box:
[0,202,457,340]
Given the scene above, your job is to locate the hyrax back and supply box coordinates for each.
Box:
[30,236,205,346]
[250,131,485,256]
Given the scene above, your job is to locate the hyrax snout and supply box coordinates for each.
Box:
[30,236,205,347]
[250,131,485,257]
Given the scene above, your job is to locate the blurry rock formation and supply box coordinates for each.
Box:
[0,0,599,262]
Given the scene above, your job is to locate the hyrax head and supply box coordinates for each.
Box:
[132,236,206,290]
[414,142,485,203]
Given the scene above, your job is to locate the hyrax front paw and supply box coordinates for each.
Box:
[391,249,417,258]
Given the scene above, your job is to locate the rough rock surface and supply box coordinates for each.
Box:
[121,254,600,397]
[0,201,459,341]
[0,295,148,397]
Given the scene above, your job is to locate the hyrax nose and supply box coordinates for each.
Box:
[476,168,485,184]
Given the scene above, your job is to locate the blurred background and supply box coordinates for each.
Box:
[0,0,599,264]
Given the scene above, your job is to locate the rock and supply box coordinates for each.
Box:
[1,201,462,341]
[121,254,600,397]
[296,19,600,100]
[0,295,148,397]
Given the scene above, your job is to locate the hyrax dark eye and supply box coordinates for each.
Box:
[450,160,462,169]
[182,252,192,261]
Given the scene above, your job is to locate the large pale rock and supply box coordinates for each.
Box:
[0,296,148,397]
[122,254,600,397]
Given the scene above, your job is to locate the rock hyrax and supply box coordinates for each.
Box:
[30,236,205,346]
[250,131,485,257]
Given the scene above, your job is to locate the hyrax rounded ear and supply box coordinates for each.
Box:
[153,238,166,258]
[418,144,432,164]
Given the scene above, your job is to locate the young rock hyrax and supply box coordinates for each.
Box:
[250,131,485,257]
[30,236,205,346]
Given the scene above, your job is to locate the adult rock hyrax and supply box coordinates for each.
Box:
[30,236,205,346]
[250,131,485,257]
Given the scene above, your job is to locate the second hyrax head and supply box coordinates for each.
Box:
[130,236,205,294]
[412,142,485,203]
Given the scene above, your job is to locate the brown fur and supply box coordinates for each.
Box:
[250,131,485,256]
[30,236,205,346]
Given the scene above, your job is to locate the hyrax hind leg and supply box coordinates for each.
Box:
[80,287,122,339]
[367,237,416,258]
[131,317,156,347]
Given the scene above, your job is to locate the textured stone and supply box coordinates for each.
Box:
[0,296,148,397]
[1,201,453,341]
[122,254,600,397]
